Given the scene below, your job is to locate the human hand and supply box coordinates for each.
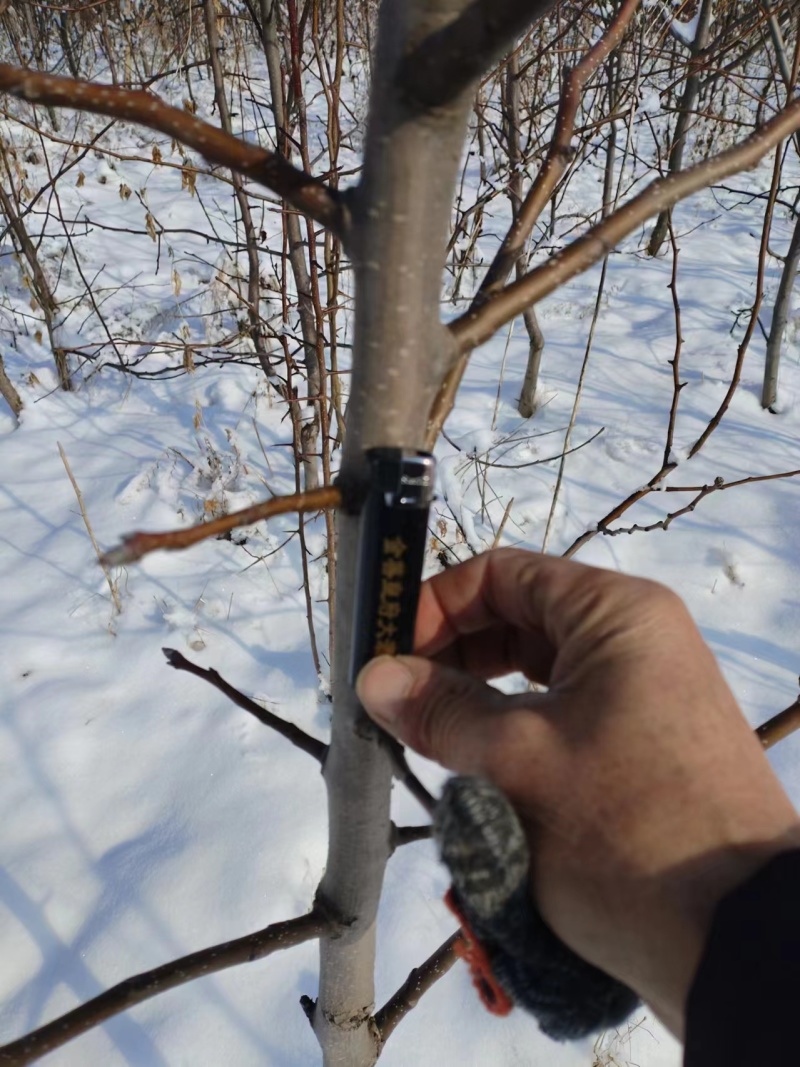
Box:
[356,548,800,1036]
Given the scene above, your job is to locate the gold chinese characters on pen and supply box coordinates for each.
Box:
[373,535,408,655]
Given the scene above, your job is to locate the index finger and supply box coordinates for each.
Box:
[413,548,619,681]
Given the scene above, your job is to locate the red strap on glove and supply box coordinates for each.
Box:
[445,888,513,1016]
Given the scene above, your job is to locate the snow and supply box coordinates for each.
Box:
[1,43,799,1067]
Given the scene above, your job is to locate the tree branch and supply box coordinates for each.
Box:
[395,0,557,112]
[0,910,331,1067]
[385,740,436,815]
[449,97,800,353]
[565,467,800,555]
[163,648,328,763]
[475,0,640,305]
[100,485,342,566]
[421,0,654,443]
[374,931,463,1045]
[391,824,434,849]
[163,650,437,815]
[0,63,347,240]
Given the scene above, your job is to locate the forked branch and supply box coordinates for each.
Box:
[396,0,557,111]
[448,97,800,354]
[0,63,347,239]
[476,0,641,304]
[564,467,800,557]
[0,910,331,1067]
[164,650,436,812]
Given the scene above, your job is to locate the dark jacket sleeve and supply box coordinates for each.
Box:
[685,849,800,1065]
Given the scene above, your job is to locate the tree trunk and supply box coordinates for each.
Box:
[762,208,800,410]
[313,2,474,1062]
[647,0,714,256]
[202,0,279,387]
[504,50,546,418]
[258,0,323,492]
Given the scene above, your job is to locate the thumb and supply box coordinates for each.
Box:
[356,654,519,774]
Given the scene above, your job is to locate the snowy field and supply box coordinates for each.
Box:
[1,46,799,1067]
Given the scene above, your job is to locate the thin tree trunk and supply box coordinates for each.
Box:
[313,2,475,1062]
[0,177,70,390]
[258,0,322,491]
[648,0,714,256]
[762,208,800,410]
[202,0,277,384]
[504,50,545,418]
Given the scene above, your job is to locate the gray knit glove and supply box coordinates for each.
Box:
[434,776,640,1041]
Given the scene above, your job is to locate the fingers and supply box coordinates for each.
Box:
[356,653,544,774]
[414,548,674,683]
[426,621,557,685]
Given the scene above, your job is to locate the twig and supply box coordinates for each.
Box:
[473,427,604,470]
[662,216,686,469]
[100,485,341,566]
[565,467,800,556]
[385,740,436,815]
[688,131,784,456]
[391,824,434,849]
[0,63,347,239]
[0,910,331,1067]
[374,932,463,1045]
[163,648,328,763]
[58,442,122,614]
[490,496,515,549]
[758,698,800,749]
[541,267,611,553]
[448,96,800,354]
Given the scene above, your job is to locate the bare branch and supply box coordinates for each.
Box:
[0,63,347,239]
[162,649,437,818]
[449,97,800,353]
[0,910,331,1067]
[391,824,434,849]
[163,648,328,763]
[476,0,641,304]
[385,740,436,815]
[396,1,557,112]
[374,932,463,1045]
[100,485,342,566]
[565,468,800,556]
[426,2,640,444]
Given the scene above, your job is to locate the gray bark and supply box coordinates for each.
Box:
[648,0,714,256]
[762,209,800,410]
[313,2,477,1062]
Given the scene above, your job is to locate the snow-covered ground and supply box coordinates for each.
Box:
[1,50,799,1067]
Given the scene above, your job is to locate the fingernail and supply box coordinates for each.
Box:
[356,656,415,725]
